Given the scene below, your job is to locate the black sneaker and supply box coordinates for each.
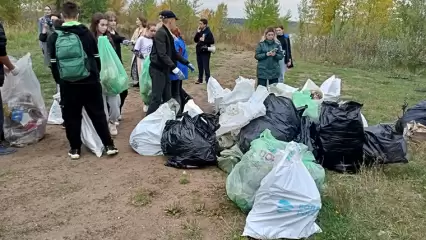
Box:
[68,149,81,160]
[105,145,119,156]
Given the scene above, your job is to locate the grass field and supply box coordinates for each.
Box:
[1,26,426,240]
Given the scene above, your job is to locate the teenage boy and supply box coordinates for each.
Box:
[0,21,19,155]
[47,1,118,159]
[194,18,214,84]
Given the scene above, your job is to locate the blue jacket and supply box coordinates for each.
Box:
[170,37,189,80]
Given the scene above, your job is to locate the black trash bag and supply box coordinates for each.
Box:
[363,124,408,165]
[317,101,365,173]
[297,116,320,158]
[396,100,426,134]
[161,113,220,169]
[238,94,300,153]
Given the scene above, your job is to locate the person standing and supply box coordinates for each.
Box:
[0,21,19,155]
[130,16,147,87]
[105,11,130,120]
[147,10,194,115]
[134,23,157,112]
[255,27,284,87]
[47,1,118,159]
[194,18,214,84]
[38,5,52,66]
[169,27,192,113]
[275,26,293,82]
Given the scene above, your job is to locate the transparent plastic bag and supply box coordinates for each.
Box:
[98,36,129,95]
[139,56,152,104]
[1,53,47,146]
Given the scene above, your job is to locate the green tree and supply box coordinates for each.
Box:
[79,0,107,20]
[244,0,280,31]
[0,0,22,22]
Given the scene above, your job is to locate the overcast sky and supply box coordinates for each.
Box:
[199,0,301,20]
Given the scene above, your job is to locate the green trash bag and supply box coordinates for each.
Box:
[139,56,152,104]
[302,150,326,191]
[292,90,320,120]
[218,145,243,174]
[98,36,129,95]
[226,129,287,213]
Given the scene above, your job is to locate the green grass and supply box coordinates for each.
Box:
[5,25,426,240]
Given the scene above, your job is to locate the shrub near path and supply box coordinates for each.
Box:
[1,29,426,240]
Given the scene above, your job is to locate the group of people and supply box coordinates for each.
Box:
[0,1,293,158]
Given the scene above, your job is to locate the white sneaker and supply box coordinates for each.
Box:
[109,122,118,136]
[143,105,148,112]
[118,115,122,121]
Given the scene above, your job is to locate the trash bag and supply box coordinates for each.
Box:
[238,94,300,153]
[297,116,319,156]
[320,75,341,102]
[226,129,287,213]
[161,113,220,168]
[404,121,426,142]
[81,107,104,157]
[292,90,320,120]
[98,36,129,95]
[396,100,426,133]
[301,79,323,104]
[1,53,47,146]
[363,124,408,165]
[218,145,244,174]
[182,99,203,117]
[302,150,326,191]
[243,142,322,239]
[216,85,269,137]
[268,83,299,99]
[130,99,179,156]
[139,56,152,104]
[220,76,255,111]
[47,92,63,125]
[318,101,365,173]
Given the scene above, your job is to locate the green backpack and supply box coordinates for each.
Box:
[55,30,90,81]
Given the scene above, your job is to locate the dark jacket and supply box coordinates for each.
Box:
[110,31,125,62]
[0,22,6,87]
[47,22,101,85]
[150,25,189,72]
[194,26,214,54]
[277,34,292,64]
[255,40,284,80]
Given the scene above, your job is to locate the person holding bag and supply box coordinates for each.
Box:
[91,13,128,136]
[255,27,284,87]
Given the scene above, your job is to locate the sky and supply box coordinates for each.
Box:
[199,0,301,20]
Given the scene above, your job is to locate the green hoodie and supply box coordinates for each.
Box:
[255,40,284,80]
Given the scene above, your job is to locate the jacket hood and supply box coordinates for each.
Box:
[56,23,91,37]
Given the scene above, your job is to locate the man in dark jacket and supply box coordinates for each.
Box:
[276,26,293,82]
[0,21,19,155]
[147,10,194,115]
[194,18,214,84]
[47,1,118,159]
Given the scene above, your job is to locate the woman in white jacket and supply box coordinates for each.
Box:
[133,23,157,112]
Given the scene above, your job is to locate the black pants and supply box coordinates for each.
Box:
[61,82,114,150]
[171,80,182,108]
[146,67,171,115]
[196,53,211,83]
[257,78,278,87]
[119,89,128,113]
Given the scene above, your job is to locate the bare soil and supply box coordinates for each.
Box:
[0,51,254,240]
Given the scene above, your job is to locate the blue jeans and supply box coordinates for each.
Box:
[279,59,286,83]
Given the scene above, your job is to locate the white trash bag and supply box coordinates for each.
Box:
[183,99,203,117]
[1,53,48,146]
[243,142,322,239]
[130,99,179,156]
[320,75,341,102]
[81,107,104,157]
[269,83,299,98]
[301,79,324,104]
[220,76,255,111]
[216,85,269,137]
[47,92,63,125]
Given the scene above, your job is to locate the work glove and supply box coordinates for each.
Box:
[172,68,185,80]
[188,63,195,72]
[122,39,131,45]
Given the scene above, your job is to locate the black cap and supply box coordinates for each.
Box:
[159,10,179,20]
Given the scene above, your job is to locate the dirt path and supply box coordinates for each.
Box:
[0,51,254,240]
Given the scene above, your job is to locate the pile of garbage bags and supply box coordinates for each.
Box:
[2,54,47,147]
